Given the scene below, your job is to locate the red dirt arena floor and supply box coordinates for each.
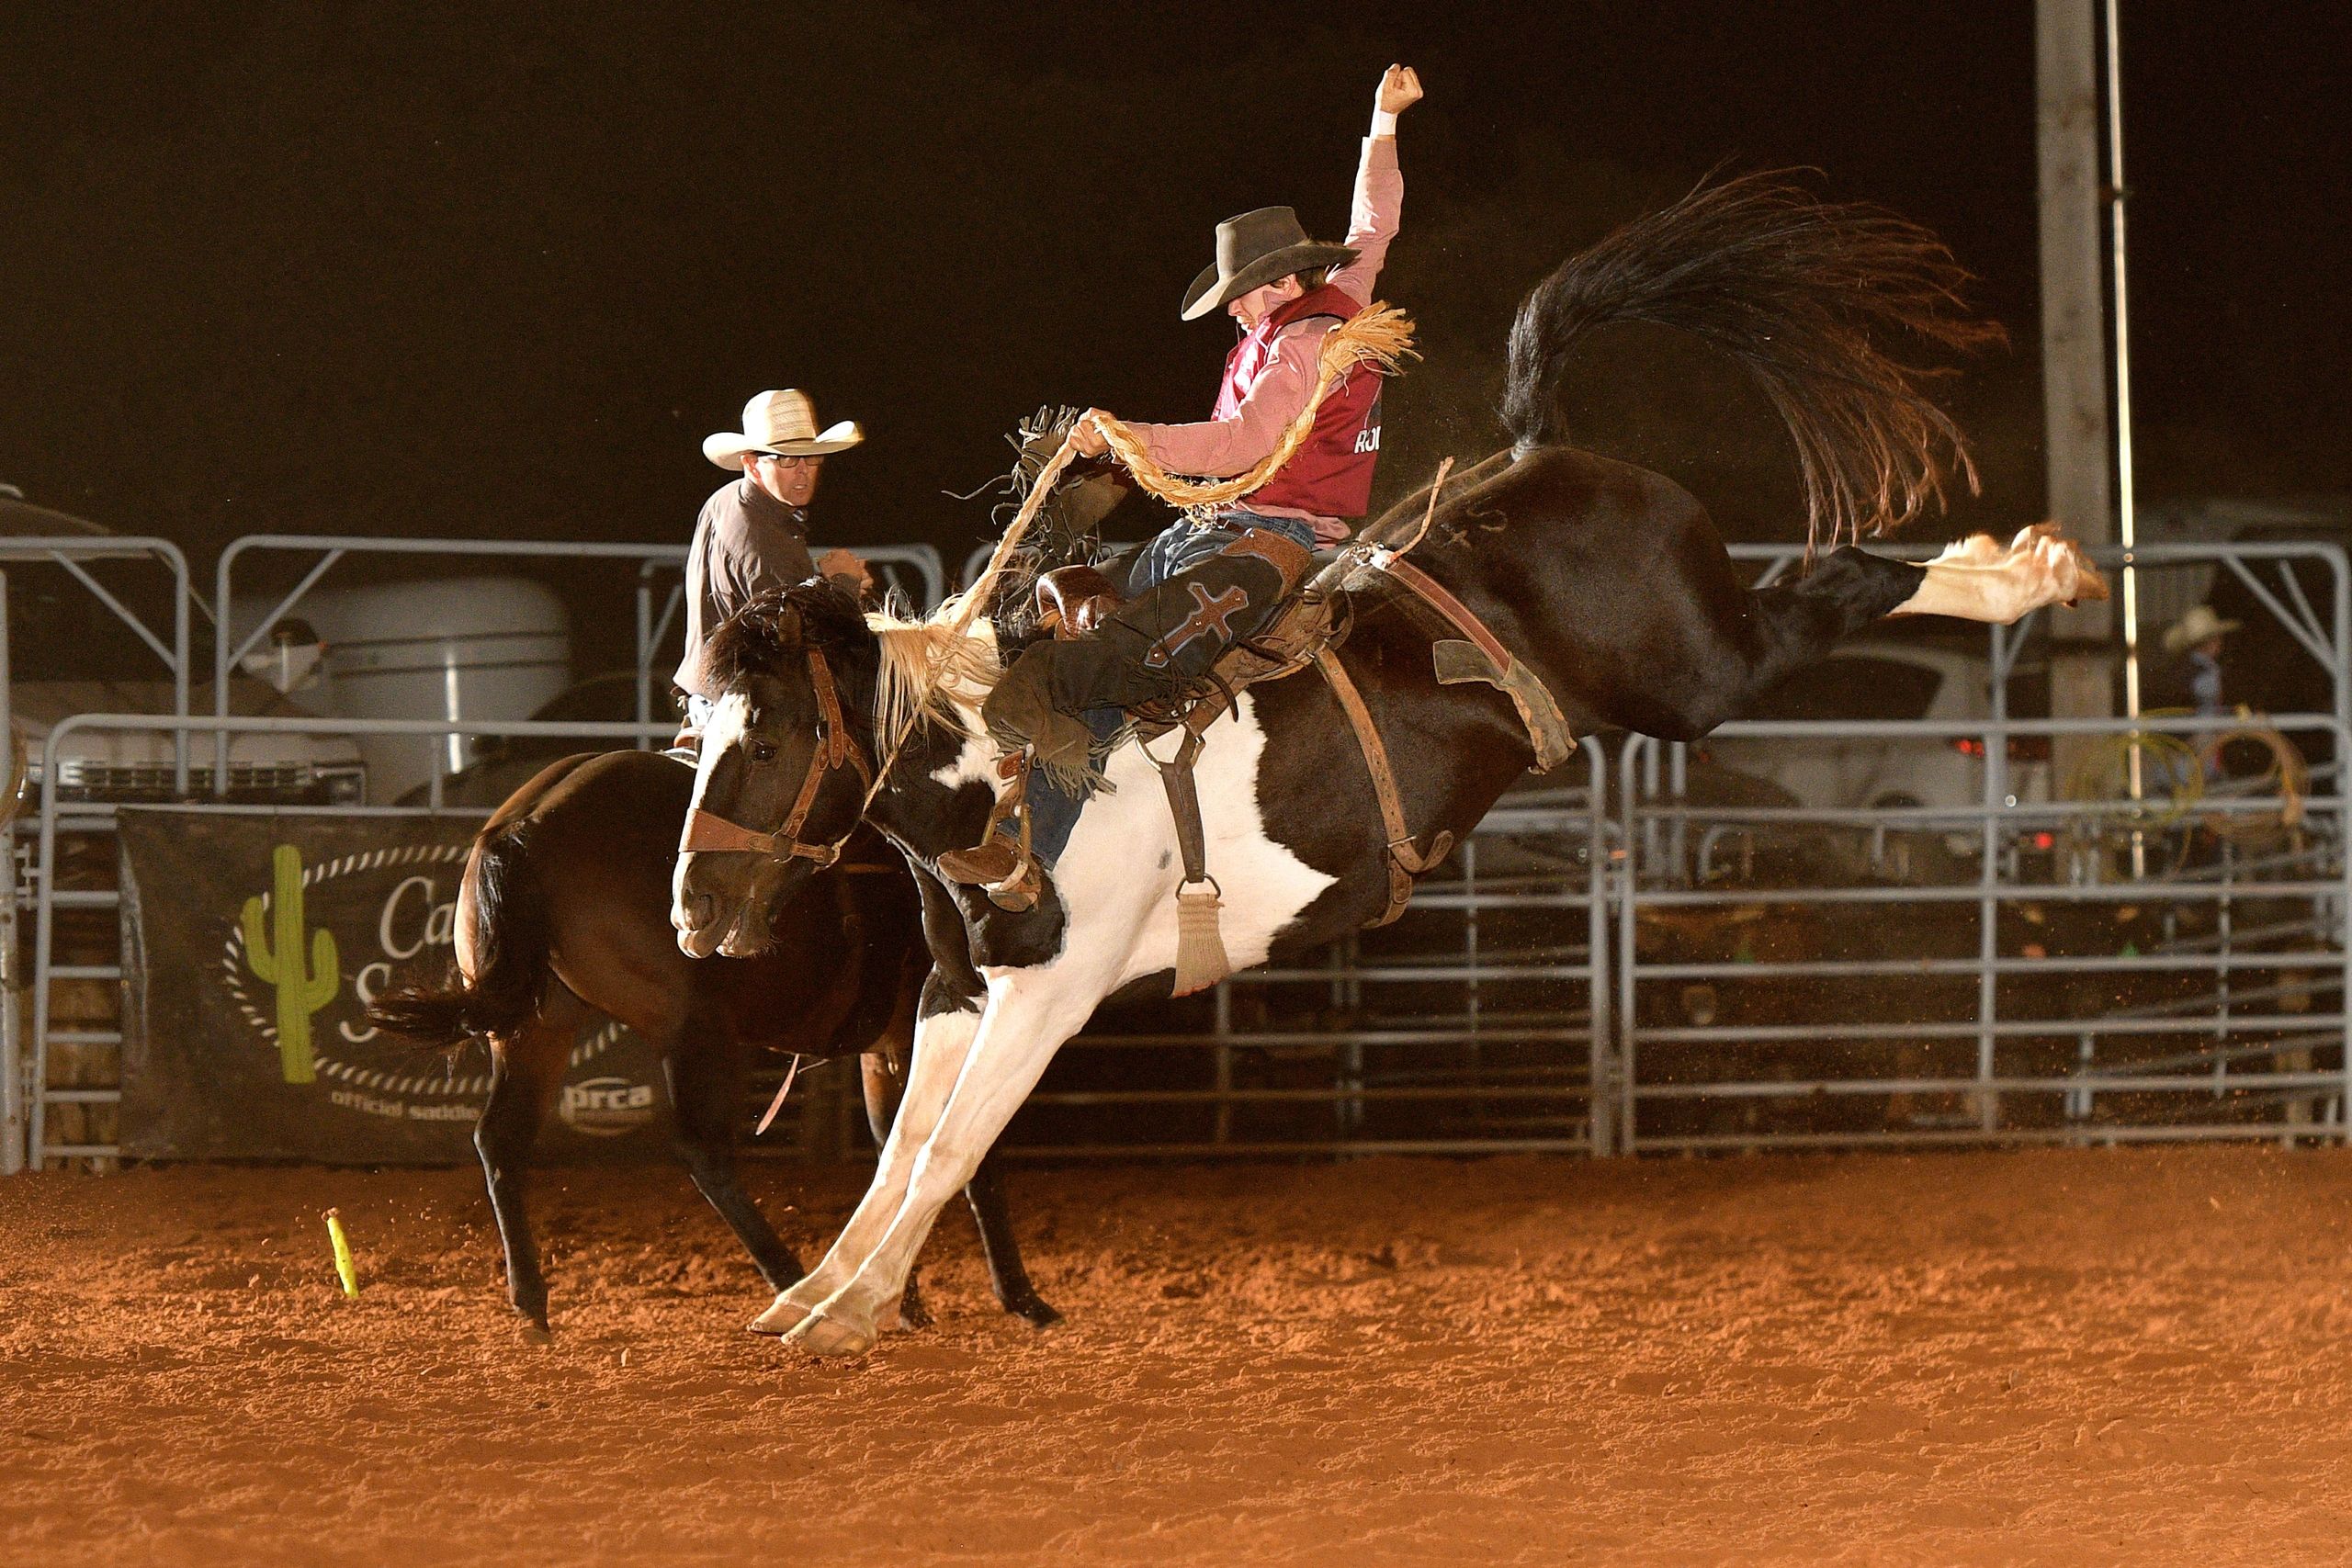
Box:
[5,1145,2352,1567]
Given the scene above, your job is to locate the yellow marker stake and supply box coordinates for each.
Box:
[323,1208,359,1299]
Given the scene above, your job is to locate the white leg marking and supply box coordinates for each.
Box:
[787,968,1110,1355]
[1892,524,2109,625]
[749,1002,982,1334]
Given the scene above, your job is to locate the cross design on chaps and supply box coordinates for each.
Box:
[1143,582,1252,671]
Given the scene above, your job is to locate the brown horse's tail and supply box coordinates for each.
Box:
[1498,169,2007,554]
[366,823,550,1051]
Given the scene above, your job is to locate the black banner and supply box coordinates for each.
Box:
[118,807,667,1162]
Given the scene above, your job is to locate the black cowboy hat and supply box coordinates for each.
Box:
[1180,207,1358,321]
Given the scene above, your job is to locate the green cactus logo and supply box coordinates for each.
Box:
[241,844,341,1085]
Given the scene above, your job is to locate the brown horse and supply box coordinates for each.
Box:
[670,174,2106,1355]
[367,746,1059,1337]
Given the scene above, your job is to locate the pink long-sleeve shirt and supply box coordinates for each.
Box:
[1125,134,1402,542]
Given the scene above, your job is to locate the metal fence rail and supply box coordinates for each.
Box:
[8,537,2352,1171]
[1616,713,2351,1154]
[1004,745,1613,1158]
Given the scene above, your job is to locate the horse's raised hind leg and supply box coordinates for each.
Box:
[786,971,1102,1359]
[1589,516,2100,744]
[475,1013,572,1341]
[1892,523,2108,624]
[662,1022,804,1295]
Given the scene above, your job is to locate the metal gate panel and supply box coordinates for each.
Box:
[1006,743,1612,1157]
[1616,715,2352,1153]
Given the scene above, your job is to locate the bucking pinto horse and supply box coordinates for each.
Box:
[672,174,2107,1356]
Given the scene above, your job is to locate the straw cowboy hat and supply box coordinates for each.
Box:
[702,389,864,469]
[1180,206,1358,321]
[2163,604,2241,654]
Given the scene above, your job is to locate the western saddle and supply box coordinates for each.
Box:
[1018,537,1574,987]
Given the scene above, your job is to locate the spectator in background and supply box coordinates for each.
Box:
[673,389,871,747]
[2151,604,2239,719]
[2146,603,2242,789]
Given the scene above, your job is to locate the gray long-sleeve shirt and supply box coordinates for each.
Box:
[673,477,824,699]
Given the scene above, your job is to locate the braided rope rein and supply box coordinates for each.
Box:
[1094,302,1418,516]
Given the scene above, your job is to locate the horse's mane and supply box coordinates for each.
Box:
[866,601,1000,740]
[702,582,1000,741]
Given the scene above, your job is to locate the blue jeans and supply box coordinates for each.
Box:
[1020,509,1320,866]
[1132,510,1318,592]
[1022,706,1129,863]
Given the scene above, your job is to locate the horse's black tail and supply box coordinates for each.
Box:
[1498,169,2007,554]
[366,823,548,1050]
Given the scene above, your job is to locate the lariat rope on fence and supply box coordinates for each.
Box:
[2062,713,2309,852]
[857,301,1419,811]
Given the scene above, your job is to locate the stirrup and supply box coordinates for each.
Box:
[988,781,1043,911]
[936,829,1042,911]
[936,753,1043,911]
[982,852,1042,913]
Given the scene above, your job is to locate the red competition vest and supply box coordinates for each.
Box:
[1213,283,1385,520]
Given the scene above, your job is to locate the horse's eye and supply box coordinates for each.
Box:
[748,740,777,765]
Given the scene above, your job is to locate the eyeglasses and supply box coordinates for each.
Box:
[752,452,817,469]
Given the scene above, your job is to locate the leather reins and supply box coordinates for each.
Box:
[680,648,873,870]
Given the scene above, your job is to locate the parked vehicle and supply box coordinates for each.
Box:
[1705,638,2051,816]
[1696,637,2051,880]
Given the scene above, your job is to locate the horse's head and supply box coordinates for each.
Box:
[672,581,876,958]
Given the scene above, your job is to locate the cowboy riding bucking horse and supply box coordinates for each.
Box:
[936,63,1426,906]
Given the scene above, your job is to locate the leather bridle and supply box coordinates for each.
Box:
[680,648,872,869]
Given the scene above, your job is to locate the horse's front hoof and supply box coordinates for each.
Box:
[748,1293,809,1337]
[782,1307,876,1359]
[519,1319,553,1347]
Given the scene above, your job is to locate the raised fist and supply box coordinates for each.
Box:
[1376,64,1423,116]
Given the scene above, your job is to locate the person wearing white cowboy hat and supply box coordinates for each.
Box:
[2162,604,2240,658]
[939,64,1424,897]
[2157,603,2241,719]
[700,388,865,468]
[672,389,870,743]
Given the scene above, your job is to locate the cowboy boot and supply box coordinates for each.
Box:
[935,755,1045,910]
[934,834,1042,911]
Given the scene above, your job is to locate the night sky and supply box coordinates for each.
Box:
[5,3,2346,632]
